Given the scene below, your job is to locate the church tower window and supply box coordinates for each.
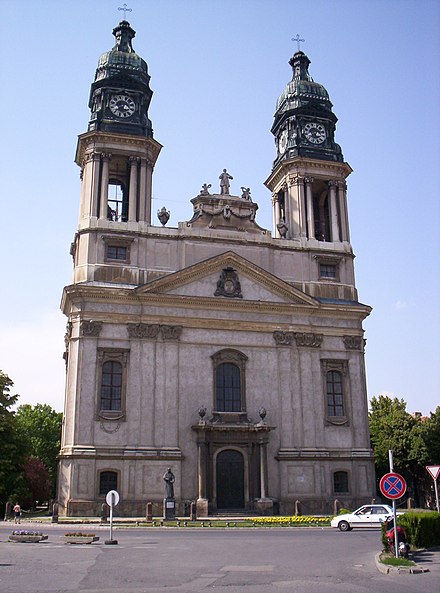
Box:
[216,363,241,412]
[99,470,118,496]
[107,181,128,222]
[96,349,129,419]
[326,370,344,417]
[333,470,349,494]
[101,361,122,411]
[211,349,248,413]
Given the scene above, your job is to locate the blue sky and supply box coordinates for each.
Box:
[1,0,439,415]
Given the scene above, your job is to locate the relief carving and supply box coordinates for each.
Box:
[81,320,103,337]
[214,267,243,298]
[127,323,161,339]
[273,331,295,346]
[294,332,323,348]
[343,336,365,351]
[160,325,183,341]
[273,331,323,348]
[126,323,182,341]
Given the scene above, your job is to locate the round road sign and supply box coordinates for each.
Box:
[105,490,120,507]
[379,472,407,500]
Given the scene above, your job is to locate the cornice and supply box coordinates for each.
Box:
[265,157,353,192]
[75,130,162,166]
[62,282,371,322]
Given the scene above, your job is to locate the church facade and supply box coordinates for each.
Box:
[58,20,375,516]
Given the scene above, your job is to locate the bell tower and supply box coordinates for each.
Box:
[72,20,162,284]
[266,50,351,245]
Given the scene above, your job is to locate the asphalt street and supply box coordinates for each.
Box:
[1,522,439,593]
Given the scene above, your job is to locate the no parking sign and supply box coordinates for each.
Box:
[379,472,407,500]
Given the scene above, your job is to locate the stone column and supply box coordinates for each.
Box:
[288,176,304,238]
[128,156,139,222]
[197,441,206,499]
[90,152,101,218]
[328,181,340,242]
[304,177,315,239]
[138,157,147,222]
[338,181,350,242]
[145,159,153,225]
[259,441,267,499]
[272,193,281,237]
[80,154,93,219]
[196,440,209,517]
[99,153,111,219]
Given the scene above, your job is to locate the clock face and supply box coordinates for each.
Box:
[303,122,326,144]
[109,94,136,118]
[278,129,288,153]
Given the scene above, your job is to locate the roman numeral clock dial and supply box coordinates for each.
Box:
[109,94,136,118]
[303,122,326,144]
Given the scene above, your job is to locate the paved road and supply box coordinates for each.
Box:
[1,523,439,593]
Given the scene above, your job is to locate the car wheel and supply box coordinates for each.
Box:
[338,520,351,532]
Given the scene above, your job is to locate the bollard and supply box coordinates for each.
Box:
[101,502,108,523]
[146,502,153,522]
[190,501,196,521]
[51,502,59,524]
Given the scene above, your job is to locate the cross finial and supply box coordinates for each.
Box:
[292,34,305,52]
[118,3,132,20]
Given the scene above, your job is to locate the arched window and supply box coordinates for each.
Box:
[99,471,117,496]
[326,370,344,417]
[216,363,241,412]
[107,180,128,222]
[333,471,349,494]
[100,361,122,411]
[211,349,248,413]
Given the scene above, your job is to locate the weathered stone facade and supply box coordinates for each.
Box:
[58,21,375,517]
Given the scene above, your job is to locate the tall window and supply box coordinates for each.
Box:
[212,349,248,413]
[326,370,344,417]
[101,361,122,411]
[216,363,241,412]
[107,181,128,222]
[333,471,349,494]
[99,471,117,495]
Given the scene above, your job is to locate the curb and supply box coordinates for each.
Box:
[374,553,430,574]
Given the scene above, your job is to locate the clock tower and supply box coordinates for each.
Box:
[266,50,350,244]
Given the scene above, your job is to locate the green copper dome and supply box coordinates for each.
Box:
[276,52,333,114]
[94,21,150,87]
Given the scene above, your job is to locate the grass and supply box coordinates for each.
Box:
[380,554,415,567]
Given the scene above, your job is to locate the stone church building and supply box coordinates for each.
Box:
[58,20,375,516]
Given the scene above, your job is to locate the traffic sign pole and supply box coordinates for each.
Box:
[426,466,440,512]
[389,451,398,558]
[105,490,120,545]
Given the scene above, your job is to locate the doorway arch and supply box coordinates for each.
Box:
[216,449,245,510]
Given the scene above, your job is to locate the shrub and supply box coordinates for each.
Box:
[381,512,440,550]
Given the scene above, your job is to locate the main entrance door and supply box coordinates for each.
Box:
[216,449,245,510]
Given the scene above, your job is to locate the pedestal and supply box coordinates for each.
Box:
[196,498,209,518]
[163,498,175,520]
[254,498,274,516]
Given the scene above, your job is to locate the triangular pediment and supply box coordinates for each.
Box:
[135,251,319,307]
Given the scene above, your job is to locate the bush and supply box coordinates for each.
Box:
[382,512,440,550]
[399,512,440,548]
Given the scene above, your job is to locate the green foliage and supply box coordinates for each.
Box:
[15,403,62,495]
[399,512,440,548]
[337,508,351,515]
[0,371,25,505]
[369,395,435,506]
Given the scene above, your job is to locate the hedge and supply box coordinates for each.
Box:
[382,512,440,549]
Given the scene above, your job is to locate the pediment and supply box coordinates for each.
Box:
[135,251,318,307]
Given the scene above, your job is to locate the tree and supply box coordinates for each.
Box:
[14,403,62,496]
[0,371,25,508]
[22,457,52,508]
[369,395,429,507]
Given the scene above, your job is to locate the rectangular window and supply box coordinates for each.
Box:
[320,263,337,279]
[327,370,344,416]
[107,245,127,261]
